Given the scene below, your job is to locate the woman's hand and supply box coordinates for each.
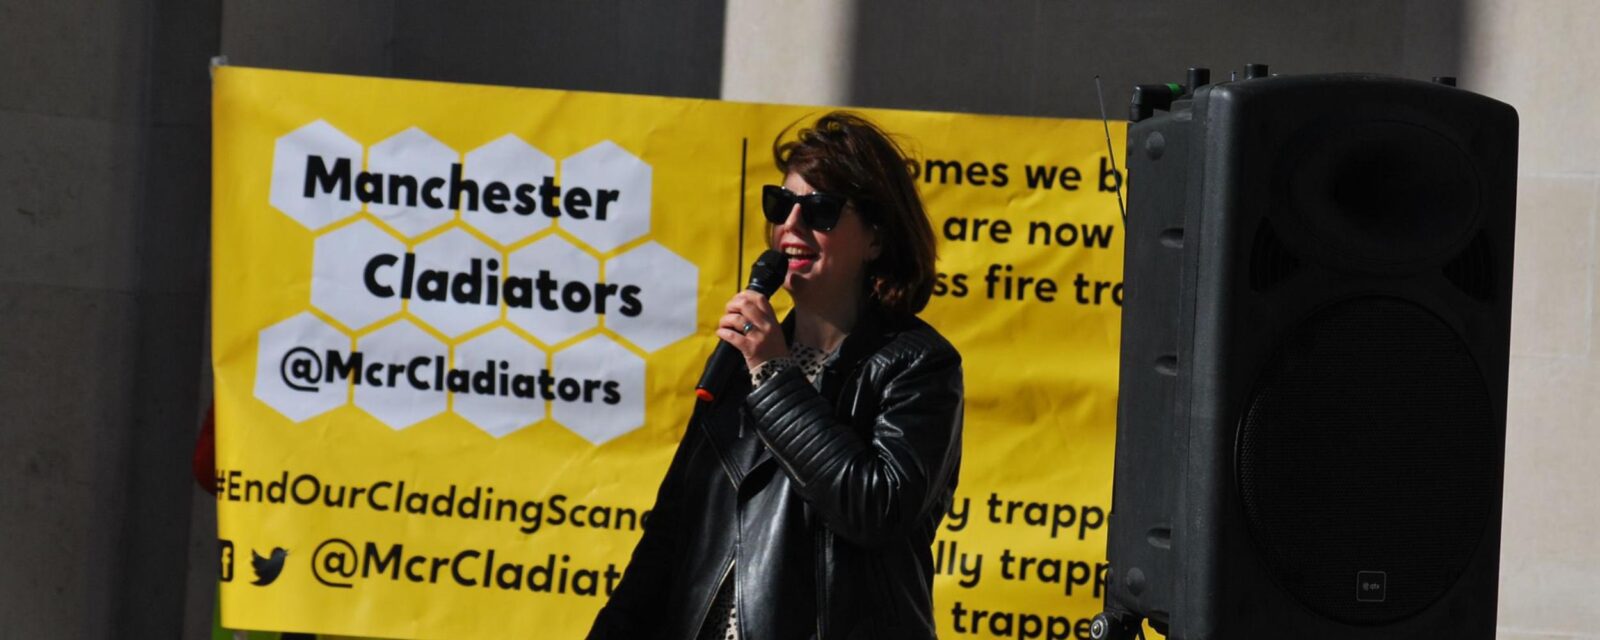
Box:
[716,291,788,371]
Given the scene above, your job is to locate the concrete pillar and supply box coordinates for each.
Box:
[0,0,220,637]
[721,0,857,106]
[1462,2,1600,637]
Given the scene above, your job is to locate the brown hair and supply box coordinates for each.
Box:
[773,111,937,315]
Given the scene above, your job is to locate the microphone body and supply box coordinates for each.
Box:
[694,250,788,402]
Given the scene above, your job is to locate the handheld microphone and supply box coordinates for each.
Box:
[694,249,789,403]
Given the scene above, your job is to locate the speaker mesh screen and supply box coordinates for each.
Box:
[1237,297,1497,625]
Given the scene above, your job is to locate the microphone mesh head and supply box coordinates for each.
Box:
[749,249,789,295]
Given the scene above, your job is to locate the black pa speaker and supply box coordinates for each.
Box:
[1094,71,1518,639]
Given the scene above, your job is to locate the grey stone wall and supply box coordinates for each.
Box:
[843,0,1461,118]
[219,0,727,97]
[1464,1,1600,636]
[0,0,218,638]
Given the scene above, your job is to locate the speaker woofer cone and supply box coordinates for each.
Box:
[1236,296,1498,625]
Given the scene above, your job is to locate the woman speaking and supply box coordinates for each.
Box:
[588,112,964,640]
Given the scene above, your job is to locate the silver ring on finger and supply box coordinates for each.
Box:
[741,321,755,335]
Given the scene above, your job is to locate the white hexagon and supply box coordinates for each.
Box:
[407,228,504,338]
[551,335,645,445]
[462,134,556,246]
[270,120,364,231]
[506,236,599,344]
[352,320,449,430]
[451,328,548,437]
[367,127,459,238]
[311,220,407,331]
[558,140,652,252]
[604,241,699,352]
[253,312,351,422]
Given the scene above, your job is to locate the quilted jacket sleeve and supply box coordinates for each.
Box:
[744,331,964,547]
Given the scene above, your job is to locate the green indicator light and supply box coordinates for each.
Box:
[1166,83,1182,95]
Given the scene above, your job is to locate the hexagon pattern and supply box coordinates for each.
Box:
[261,125,687,443]
[605,241,699,352]
[367,127,459,238]
[270,120,364,231]
[353,320,449,430]
[559,140,651,252]
[311,220,407,331]
[408,228,504,338]
[452,328,547,437]
[507,235,599,345]
[462,134,556,246]
[552,335,645,445]
[254,312,351,422]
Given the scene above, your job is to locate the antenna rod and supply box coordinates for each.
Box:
[1094,75,1128,222]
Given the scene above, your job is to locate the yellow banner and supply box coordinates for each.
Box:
[212,66,1125,639]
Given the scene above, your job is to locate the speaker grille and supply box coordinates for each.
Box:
[1237,297,1498,625]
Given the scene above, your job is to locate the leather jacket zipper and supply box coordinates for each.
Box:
[815,529,830,639]
[695,555,736,639]
[696,412,742,490]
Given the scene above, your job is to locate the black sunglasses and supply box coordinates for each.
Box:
[762,185,849,231]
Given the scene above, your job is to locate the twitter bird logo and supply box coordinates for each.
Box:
[251,547,288,586]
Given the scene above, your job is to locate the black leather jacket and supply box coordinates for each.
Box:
[587,309,964,640]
